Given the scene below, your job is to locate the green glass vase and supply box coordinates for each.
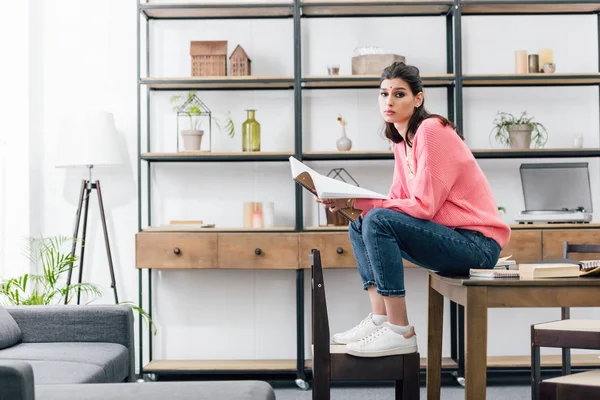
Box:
[242,109,261,152]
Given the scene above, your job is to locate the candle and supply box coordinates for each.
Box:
[538,49,553,72]
[528,54,539,73]
[252,211,263,228]
[515,50,528,74]
[243,202,254,228]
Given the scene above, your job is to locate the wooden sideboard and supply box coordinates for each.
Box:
[136,224,600,270]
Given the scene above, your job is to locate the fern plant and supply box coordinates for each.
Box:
[170,90,235,138]
[490,111,548,149]
[0,236,156,335]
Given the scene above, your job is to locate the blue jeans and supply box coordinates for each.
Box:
[348,208,502,297]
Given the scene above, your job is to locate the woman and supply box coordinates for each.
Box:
[317,61,511,358]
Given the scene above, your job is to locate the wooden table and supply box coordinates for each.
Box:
[425,272,600,400]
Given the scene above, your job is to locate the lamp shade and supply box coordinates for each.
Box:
[55,110,124,168]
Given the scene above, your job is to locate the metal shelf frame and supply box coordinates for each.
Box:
[136,0,600,388]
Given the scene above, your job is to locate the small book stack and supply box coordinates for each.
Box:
[470,258,600,280]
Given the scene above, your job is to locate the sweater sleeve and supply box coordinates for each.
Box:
[354,120,462,219]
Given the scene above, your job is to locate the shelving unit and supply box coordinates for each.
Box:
[136,0,600,388]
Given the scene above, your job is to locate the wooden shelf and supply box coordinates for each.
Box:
[471,148,600,159]
[303,74,454,88]
[140,76,294,90]
[463,73,600,87]
[141,151,293,162]
[301,0,455,17]
[461,1,600,15]
[144,357,458,373]
[140,2,294,19]
[301,148,600,161]
[488,354,600,368]
[304,225,350,231]
[142,226,296,232]
[144,359,301,373]
[143,355,600,374]
[511,223,600,230]
[302,150,394,160]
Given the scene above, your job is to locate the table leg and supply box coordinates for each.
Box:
[426,274,444,400]
[465,287,488,400]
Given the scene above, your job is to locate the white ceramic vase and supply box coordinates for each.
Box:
[336,127,352,151]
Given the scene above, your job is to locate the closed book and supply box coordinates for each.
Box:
[518,263,581,279]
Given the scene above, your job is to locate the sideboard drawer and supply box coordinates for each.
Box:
[217,233,299,269]
[502,230,542,263]
[299,232,356,269]
[136,232,218,269]
[543,229,600,260]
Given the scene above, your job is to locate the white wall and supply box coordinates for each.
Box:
[26,0,600,371]
[0,1,31,279]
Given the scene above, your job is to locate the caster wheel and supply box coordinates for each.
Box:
[295,378,310,390]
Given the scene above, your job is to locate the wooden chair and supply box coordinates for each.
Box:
[530,242,600,400]
[560,242,600,374]
[540,369,600,399]
[310,248,420,400]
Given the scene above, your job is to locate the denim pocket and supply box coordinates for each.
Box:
[459,229,497,268]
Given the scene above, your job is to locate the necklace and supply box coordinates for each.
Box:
[405,146,414,180]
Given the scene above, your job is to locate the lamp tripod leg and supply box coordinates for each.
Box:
[95,180,119,304]
[76,183,92,305]
[65,179,87,305]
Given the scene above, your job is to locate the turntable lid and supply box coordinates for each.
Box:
[520,162,593,213]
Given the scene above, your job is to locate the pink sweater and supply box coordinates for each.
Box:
[354,118,511,249]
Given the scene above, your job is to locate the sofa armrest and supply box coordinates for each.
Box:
[6,305,135,381]
[0,360,35,400]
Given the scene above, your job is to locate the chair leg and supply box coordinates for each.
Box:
[397,354,420,400]
[312,372,330,400]
[531,333,541,400]
[561,307,571,376]
[395,380,403,400]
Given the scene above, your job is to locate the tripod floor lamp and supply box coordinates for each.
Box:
[55,110,124,305]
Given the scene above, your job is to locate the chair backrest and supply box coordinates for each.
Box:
[563,242,600,260]
[310,249,331,371]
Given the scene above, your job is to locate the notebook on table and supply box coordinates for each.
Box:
[469,269,520,279]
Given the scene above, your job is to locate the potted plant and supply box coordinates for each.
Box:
[490,111,548,149]
[170,90,235,151]
[0,236,156,335]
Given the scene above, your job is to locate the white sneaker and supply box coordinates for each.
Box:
[346,323,418,357]
[331,313,381,345]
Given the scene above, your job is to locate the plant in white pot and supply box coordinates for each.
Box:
[490,111,548,149]
[170,90,235,152]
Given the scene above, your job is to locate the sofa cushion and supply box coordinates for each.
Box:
[35,381,276,400]
[0,342,128,383]
[2,359,107,384]
[0,306,22,349]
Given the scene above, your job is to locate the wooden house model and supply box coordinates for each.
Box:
[190,40,227,76]
[229,45,251,76]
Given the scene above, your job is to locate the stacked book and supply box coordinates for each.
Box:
[470,257,600,280]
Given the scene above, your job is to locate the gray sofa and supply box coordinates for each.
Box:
[0,305,135,385]
[0,305,275,400]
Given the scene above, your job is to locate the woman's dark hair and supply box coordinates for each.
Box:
[380,61,463,146]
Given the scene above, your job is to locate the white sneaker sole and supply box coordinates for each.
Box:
[346,344,418,358]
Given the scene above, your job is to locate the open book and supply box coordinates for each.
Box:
[289,156,388,222]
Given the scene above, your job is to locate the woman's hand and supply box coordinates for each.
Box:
[316,197,352,213]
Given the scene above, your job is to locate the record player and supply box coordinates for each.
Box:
[514,162,593,224]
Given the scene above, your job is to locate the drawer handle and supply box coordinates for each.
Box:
[173,247,181,255]
[255,248,262,255]
[336,247,344,254]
